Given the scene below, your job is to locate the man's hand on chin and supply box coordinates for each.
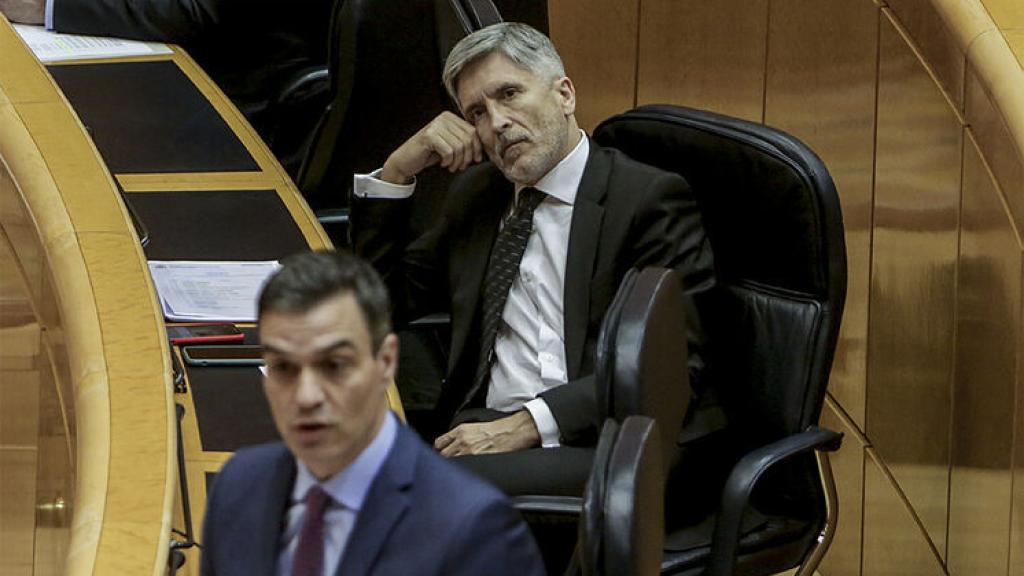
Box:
[435,410,541,457]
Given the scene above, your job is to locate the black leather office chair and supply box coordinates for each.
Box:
[593,267,692,471]
[515,265,692,573]
[591,104,847,575]
[580,416,664,576]
[296,0,502,230]
[520,105,846,575]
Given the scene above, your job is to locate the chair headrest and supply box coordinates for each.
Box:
[594,104,846,301]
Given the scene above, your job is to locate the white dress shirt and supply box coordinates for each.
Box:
[276,412,397,576]
[353,131,589,448]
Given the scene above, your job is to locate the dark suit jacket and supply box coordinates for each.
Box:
[201,423,544,576]
[351,141,715,446]
[50,0,331,137]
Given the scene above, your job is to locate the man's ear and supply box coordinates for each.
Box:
[376,333,399,382]
[554,76,576,116]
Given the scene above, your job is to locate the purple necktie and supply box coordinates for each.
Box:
[291,486,331,576]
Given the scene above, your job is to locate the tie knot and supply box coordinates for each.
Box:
[304,485,331,517]
[517,187,545,213]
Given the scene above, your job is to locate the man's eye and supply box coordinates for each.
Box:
[267,361,296,375]
[503,88,518,99]
[324,359,351,374]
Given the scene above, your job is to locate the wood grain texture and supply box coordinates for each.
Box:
[948,135,1020,576]
[764,0,879,431]
[867,13,964,557]
[1,15,173,575]
[637,0,768,122]
[548,0,639,132]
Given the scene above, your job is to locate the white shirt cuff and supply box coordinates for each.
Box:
[45,0,55,29]
[524,398,561,448]
[352,168,415,199]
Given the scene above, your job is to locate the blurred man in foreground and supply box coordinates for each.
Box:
[201,250,543,576]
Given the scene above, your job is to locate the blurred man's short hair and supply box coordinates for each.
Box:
[258,250,392,350]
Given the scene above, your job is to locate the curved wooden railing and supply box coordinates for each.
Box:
[0,16,174,576]
[935,0,1024,157]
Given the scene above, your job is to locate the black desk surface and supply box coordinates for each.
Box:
[126,189,308,261]
[48,61,258,173]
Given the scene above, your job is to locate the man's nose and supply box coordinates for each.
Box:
[295,370,325,408]
[487,101,512,132]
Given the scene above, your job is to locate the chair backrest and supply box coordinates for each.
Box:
[594,267,691,469]
[580,416,664,576]
[296,0,502,213]
[593,105,846,524]
[593,104,846,445]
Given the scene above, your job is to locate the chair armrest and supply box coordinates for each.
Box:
[513,495,582,517]
[705,426,843,576]
[315,208,349,226]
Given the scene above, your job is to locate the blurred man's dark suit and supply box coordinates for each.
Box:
[201,422,543,576]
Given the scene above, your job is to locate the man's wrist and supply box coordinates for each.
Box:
[380,157,414,186]
[506,410,541,448]
[523,399,561,448]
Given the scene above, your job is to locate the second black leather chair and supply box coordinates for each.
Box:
[580,416,664,576]
[592,104,848,576]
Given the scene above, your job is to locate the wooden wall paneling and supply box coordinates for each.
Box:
[0,226,40,576]
[0,152,45,308]
[547,0,640,132]
[1007,30,1024,68]
[964,61,1024,239]
[948,136,1020,576]
[636,0,768,123]
[820,398,867,576]
[862,450,947,576]
[982,0,1024,30]
[763,0,880,430]
[32,342,72,576]
[1007,255,1024,573]
[884,0,968,112]
[1014,258,1024,576]
[866,12,963,558]
[0,447,37,576]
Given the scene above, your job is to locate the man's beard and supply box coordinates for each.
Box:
[493,116,569,186]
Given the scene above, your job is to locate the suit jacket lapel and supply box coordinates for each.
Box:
[564,146,609,379]
[253,446,296,574]
[335,426,418,576]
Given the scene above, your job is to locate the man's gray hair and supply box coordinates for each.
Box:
[442,22,566,104]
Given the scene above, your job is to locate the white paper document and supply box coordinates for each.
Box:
[149,261,281,322]
[13,24,172,62]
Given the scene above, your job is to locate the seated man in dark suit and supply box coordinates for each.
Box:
[350,23,715,495]
[200,251,544,576]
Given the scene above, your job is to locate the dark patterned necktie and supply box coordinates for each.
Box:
[291,486,331,576]
[464,187,547,409]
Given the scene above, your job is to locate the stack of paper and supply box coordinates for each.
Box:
[148,261,281,322]
[13,24,172,62]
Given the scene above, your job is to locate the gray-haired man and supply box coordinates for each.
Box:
[350,22,714,495]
